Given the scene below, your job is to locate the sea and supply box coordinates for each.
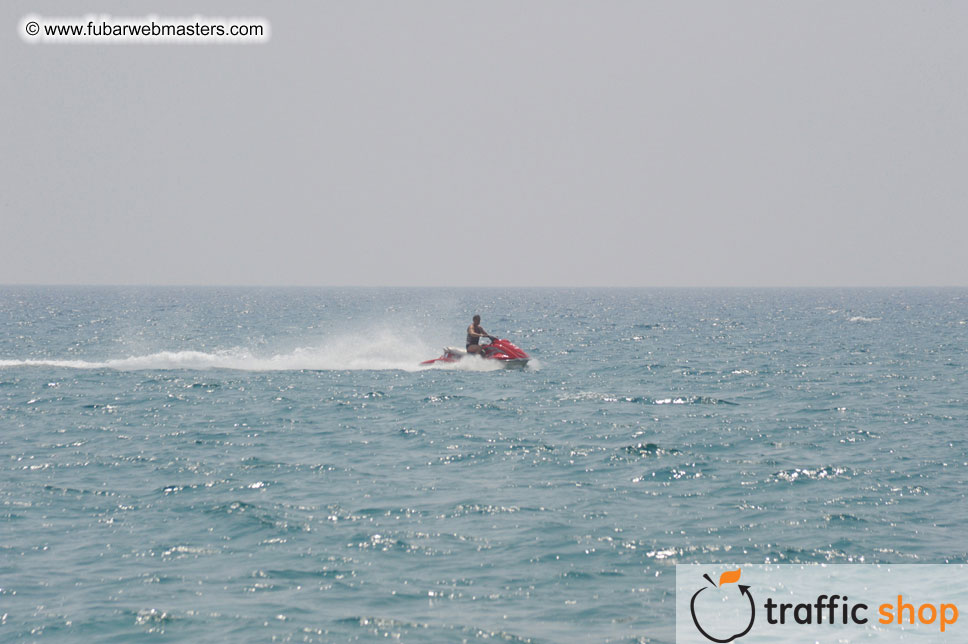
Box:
[1,287,966,643]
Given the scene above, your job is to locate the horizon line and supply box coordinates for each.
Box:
[1,283,966,290]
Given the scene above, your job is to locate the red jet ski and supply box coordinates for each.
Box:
[420,338,530,368]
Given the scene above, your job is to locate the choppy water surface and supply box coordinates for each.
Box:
[1,287,966,642]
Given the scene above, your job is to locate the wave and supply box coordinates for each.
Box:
[770,466,853,483]
[0,348,518,373]
[0,331,486,373]
[560,392,736,405]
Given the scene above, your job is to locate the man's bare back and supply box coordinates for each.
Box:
[465,315,495,355]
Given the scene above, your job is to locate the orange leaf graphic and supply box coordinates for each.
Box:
[718,569,741,586]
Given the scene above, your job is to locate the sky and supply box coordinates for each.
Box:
[2,1,967,287]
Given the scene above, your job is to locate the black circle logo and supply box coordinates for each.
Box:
[689,571,755,643]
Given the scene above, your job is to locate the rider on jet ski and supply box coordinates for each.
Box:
[419,317,528,367]
[466,315,496,356]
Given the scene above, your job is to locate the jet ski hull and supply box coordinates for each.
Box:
[420,339,530,368]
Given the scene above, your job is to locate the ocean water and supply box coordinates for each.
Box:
[1,287,966,643]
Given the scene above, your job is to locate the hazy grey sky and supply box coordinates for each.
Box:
[3,1,967,286]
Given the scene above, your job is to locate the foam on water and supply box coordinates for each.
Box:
[0,330,440,372]
[0,331,538,373]
[427,356,506,372]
